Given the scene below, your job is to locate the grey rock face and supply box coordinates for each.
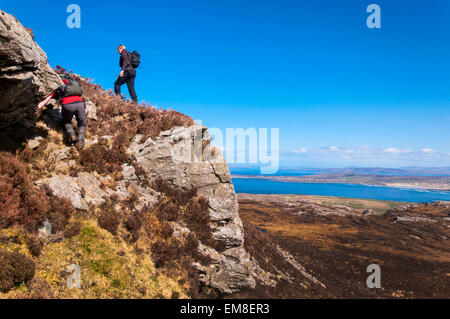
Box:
[27,136,43,150]
[85,101,97,121]
[0,10,62,128]
[36,170,159,213]
[129,125,256,293]
[171,223,255,295]
[36,175,89,210]
[196,245,255,294]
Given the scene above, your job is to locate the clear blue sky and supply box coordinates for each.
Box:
[3,0,450,167]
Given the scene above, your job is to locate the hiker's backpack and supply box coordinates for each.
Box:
[130,51,141,69]
[61,76,83,98]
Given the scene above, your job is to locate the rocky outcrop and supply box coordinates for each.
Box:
[0,10,62,128]
[129,125,256,293]
[36,125,256,294]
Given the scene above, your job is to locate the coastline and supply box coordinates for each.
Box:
[232,174,450,192]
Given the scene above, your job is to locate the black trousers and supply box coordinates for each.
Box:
[114,68,137,102]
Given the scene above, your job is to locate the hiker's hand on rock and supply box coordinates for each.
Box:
[120,71,124,78]
[35,95,52,112]
[35,101,44,112]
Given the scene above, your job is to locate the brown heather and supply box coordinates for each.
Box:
[0,152,74,233]
[0,249,35,292]
[149,179,218,280]
[97,201,121,236]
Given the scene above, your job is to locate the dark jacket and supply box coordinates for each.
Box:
[119,49,134,71]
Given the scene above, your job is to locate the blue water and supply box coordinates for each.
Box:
[229,167,330,176]
[232,178,450,203]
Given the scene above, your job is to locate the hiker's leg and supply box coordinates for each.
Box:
[72,101,87,150]
[114,77,126,99]
[126,69,138,103]
[74,102,87,142]
[61,105,77,144]
[76,126,86,150]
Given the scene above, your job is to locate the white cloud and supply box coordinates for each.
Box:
[290,147,308,154]
[383,147,401,154]
[383,147,412,154]
[281,145,450,167]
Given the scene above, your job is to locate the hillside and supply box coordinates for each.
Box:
[234,195,450,298]
[0,9,255,298]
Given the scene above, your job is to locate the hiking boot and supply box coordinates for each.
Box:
[76,140,85,151]
[69,133,77,145]
[65,124,77,145]
[76,126,86,150]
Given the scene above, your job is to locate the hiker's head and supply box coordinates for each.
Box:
[117,45,126,54]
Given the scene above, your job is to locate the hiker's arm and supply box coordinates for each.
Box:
[36,94,53,112]
[121,51,131,72]
[36,87,62,112]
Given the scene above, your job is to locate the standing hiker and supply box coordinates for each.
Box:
[36,75,87,150]
[114,45,140,103]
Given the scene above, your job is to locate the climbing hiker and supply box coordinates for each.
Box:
[36,75,87,150]
[114,45,140,103]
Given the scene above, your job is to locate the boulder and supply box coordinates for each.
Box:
[36,175,89,210]
[37,171,159,213]
[0,9,62,128]
[27,136,43,150]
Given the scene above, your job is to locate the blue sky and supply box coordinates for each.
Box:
[2,0,450,167]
